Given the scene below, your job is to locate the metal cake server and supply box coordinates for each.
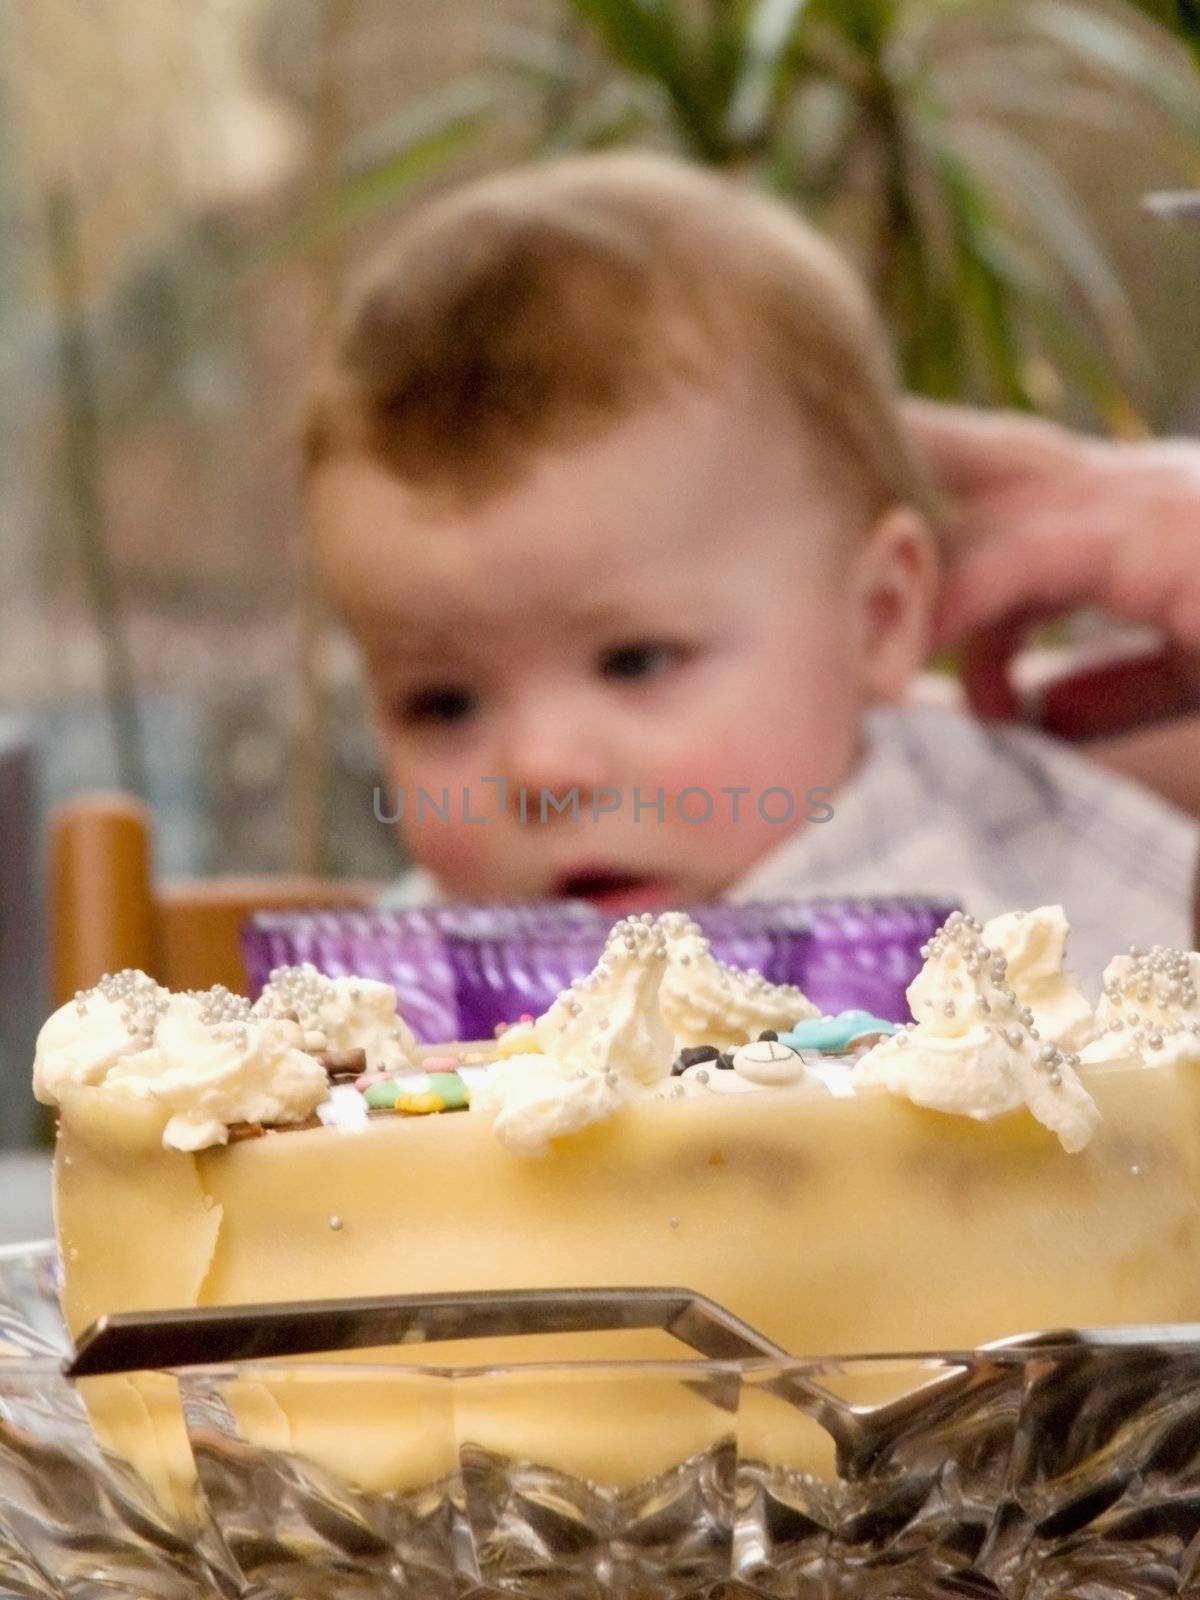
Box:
[65,1284,794,1378]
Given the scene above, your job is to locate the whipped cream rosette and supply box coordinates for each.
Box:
[1082,945,1200,1068]
[32,968,169,1103]
[656,911,817,1050]
[468,1057,627,1156]
[252,963,419,1072]
[33,972,330,1151]
[471,916,674,1154]
[980,905,1096,1051]
[104,994,331,1152]
[533,914,673,1084]
[856,908,1101,1152]
[1098,945,1200,1030]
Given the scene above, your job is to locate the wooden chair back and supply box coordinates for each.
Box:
[50,793,378,1003]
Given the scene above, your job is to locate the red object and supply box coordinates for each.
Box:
[1030,649,1197,742]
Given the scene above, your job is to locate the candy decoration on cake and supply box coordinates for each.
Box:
[777,1009,897,1055]
[729,1038,807,1086]
[363,1070,472,1114]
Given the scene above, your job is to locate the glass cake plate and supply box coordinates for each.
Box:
[6,1238,1200,1600]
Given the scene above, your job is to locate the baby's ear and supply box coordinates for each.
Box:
[854,507,939,703]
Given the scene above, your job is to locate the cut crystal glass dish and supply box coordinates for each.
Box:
[241,898,956,1039]
[6,1238,1200,1599]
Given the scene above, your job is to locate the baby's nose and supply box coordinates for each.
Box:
[501,697,610,801]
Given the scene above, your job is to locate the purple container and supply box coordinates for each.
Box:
[242,898,956,1041]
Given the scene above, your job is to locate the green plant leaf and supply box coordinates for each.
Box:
[969,224,1136,420]
[539,77,664,150]
[807,0,903,54]
[936,52,1152,139]
[1023,0,1200,136]
[725,0,814,144]
[564,0,731,157]
[762,78,860,197]
[864,80,970,396]
[949,118,1153,394]
[933,149,1049,405]
[248,79,499,271]
[483,21,596,91]
[258,0,1200,427]
[920,125,1139,416]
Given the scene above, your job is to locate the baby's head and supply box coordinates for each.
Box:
[306,152,937,910]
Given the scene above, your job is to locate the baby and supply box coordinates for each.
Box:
[304,152,1198,987]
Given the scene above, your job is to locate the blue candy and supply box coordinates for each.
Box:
[777,1010,898,1054]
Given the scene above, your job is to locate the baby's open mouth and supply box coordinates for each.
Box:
[552,869,679,913]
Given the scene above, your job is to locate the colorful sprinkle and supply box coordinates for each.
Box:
[778,1010,898,1055]
[493,1019,541,1058]
[355,1071,396,1091]
[428,1071,471,1110]
[395,1090,449,1115]
[362,1069,471,1116]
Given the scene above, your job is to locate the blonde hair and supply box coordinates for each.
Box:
[305,151,934,523]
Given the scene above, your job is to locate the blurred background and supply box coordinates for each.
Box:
[3,0,1200,1131]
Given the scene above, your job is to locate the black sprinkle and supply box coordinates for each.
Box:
[680,1045,721,1067]
[758,1030,778,1042]
[672,1044,726,1076]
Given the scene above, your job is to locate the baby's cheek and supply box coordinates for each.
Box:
[401,812,504,892]
[383,758,507,891]
[653,750,746,808]
[648,751,775,854]
[649,711,818,801]
[650,695,855,841]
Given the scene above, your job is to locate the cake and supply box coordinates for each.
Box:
[33,906,1200,1517]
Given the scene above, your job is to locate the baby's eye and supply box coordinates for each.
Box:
[597,641,690,683]
[395,685,479,727]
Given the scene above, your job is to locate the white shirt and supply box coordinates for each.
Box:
[383,706,1199,992]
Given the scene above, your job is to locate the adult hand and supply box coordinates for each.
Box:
[905,398,1200,734]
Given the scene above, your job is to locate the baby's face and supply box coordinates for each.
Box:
[313,384,929,910]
